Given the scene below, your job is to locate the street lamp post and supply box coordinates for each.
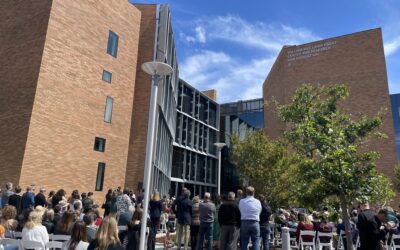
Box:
[214,142,226,195]
[139,61,173,250]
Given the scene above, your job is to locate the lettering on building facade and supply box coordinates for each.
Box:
[287,40,337,62]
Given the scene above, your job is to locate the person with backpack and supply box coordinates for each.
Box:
[259,195,272,250]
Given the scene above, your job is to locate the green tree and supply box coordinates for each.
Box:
[230,131,299,208]
[277,84,394,249]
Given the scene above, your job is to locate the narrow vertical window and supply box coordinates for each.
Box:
[104,96,113,123]
[107,31,119,57]
[102,70,112,83]
[95,162,106,191]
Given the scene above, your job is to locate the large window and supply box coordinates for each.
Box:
[102,70,112,83]
[94,137,106,152]
[104,96,113,123]
[95,162,106,191]
[107,31,119,58]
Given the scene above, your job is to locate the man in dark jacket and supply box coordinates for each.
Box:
[1,182,14,208]
[21,186,35,211]
[34,187,47,207]
[357,203,387,250]
[82,192,94,213]
[176,189,192,250]
[8,185,22,215]
[259,195,272,250]
[219,192,241,250]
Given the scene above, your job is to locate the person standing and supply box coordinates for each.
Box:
[34,187,47,207]
[239,186,262,250]
[21,186,35,211]
[1,183,14,208]
[219,192,241,250]
[357,203,387,250]
[8,186,22,215]
[176,189,192,250]
[149,192,163,236]
[259,195,272,250]
[197,192,216,250]
[190,196,201,250]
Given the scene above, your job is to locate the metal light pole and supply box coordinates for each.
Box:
[139,61,173,250]
[214,142,226,195]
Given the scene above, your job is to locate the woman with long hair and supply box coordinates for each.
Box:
[21,210,49,247]
[149,192,162,236]
[295,213,315,243]
[103,189,113,217]
[42,209,55,234]
[87,217,123,250]
[52,189,66,208]
[55,210,75,235]
[125,209,146,250]
[62,221,89,250]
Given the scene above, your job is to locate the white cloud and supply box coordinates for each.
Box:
[179,15,319,102]
[384,36,400,56]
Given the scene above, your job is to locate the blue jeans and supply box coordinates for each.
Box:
[197,222,213,250]
[260,225,270,250]
[240,220,260,250]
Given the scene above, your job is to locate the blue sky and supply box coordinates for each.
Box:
[131,0,400,103]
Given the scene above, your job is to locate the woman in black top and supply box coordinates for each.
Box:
[103,189,113,217]
[149,192,162,236]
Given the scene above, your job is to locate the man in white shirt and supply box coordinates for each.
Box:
[239,186,262,250]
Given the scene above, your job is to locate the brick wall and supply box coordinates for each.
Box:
[15,0,140,204]
[263,28,398,200]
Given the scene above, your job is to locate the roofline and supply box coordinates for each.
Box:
[179,78,219,105]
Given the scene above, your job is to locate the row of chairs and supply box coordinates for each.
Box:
[0,238,64,250]
[288,229,334,250]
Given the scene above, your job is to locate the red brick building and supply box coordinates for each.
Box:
[0,0,141,202]
[263,29,398,184]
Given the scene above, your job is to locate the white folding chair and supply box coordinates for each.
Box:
[391,234,400,249]
[22,240,45,250]
[289,228,298,249]
[13,232,22,239]
[337,231,346,250]
[118,226,127,232]
[46,241,63,250]
[51,235,70,242]
[0,238,21,249]
[299,230,316,250]
[316,232,333,250]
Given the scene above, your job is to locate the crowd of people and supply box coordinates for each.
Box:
[0,181,399,250]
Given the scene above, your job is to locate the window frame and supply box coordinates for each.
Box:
[102,70,112,83]
[104,96,114,123]
[95,162,106,191]
[107,30,119,58]
[94,137,106,152]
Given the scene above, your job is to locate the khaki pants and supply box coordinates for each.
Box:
[176,223,190,249]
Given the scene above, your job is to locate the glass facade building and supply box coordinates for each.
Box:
[219,98,264,193]
[390,94,400,160]
[170,79,219,197]
[149,5,180,196]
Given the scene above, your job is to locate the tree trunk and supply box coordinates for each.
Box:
[339,192,354,250]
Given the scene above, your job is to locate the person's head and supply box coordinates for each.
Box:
[107,189,113,195]
[152,192,160,201]
[69,221,87,249]
[81,193,87,200]
[88,192,93,197]
[74,201,82,211]
[44,209,54,222]
[57,210,75,233]
[212,193,221,204]
[83,212,95,226]
[2,205,17,220]
[56,189,66,197]
[21,207,34,227]
[14,185,22,194]
[204,192,211,201]
[298,213,312,224]
[25,210,43,229]
[5,182,13,191]
[96,217,120,249]
[359,202,370,211]
[40,187,46,194]
[378,209,389,223]
[246,186,255,197]
[0,225,5,239]
[227,192,236,201]
[237,189,243,198]
[123,188,129,195]
[259,194,266,203]
[131,208,143,223]
[183,189,191,198]
[192,196,200,203]
[71,190,80,200]
[48,190,55,197]
[26,186,32,192]
[53,205,62,214]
